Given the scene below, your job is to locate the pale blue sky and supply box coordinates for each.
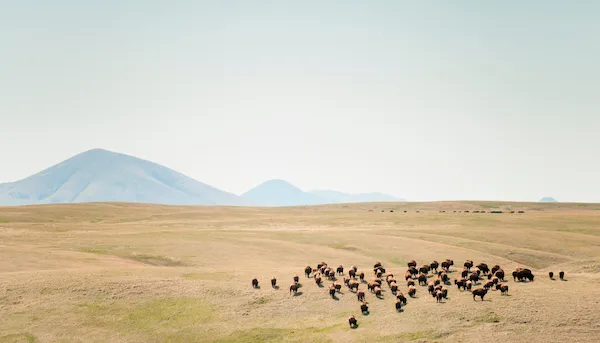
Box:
[1,1,599,202]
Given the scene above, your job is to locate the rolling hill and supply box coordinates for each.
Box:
[0,149,248,206]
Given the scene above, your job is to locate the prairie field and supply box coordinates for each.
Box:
[1,201,600,343]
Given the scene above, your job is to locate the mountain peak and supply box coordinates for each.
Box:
[242,179,322,207]
[0,149,247,206]
[539,197,558,203]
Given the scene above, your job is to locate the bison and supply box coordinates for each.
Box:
[549,271,554,279]
[315,275,322,286]
[290,282,299,294]
[559,271,565,280]
[329,286,336,297]
[396,292,407,305]
[494,269,505,281]
[435,290,443,303]
[440,273,449,284]
[334,282,342,292]
[419,265,430,275]
[454,278,467,291]
[469,273,479,284]
[408,285,416,297]
[390,282,398,294]
[491,265,501,275]
[496,283,509,295]
[337,265,344,275]
[271,278,277,288]
[428,282,435,294]
[408,267,418,276]
[461,268,469,278]
[464,260,474,271]
[374,286,382,297]
[348,315,357,328]
[466,280,472,290]
[360,302,369,314]
[476,263,489,275]
[293,275,299,283]
[418,273,427,286]
[472,287,488,301]
[349,269,356,279]
[359,272,365,281]
[351,265,358,273]
[251,278,259,288]
[407,279,415,287]
[304,266,312,278]
[349,280,359,292]
[483,280,495,290]
[516,268,534,282]
[395,298,403,311]
[357,290,366,302]
[408,260,417,268]
[430,261,439,273]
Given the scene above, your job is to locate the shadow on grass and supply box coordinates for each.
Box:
[292,292,303,297]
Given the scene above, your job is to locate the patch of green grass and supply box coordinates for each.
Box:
[389,258,407,266]
[247,296,271,306]
[328,243,360,252]
[90,218,104,223]
[475,311,502,323]
[0,333,37,343]
[209,327,335,343]
[0,218,10,223]
[125,253,186,266]
[78,247,110,255]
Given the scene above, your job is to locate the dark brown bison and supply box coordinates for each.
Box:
[315,275,322,286]
[252,278,259,288]
[376,270,383,278]
[367,281,377,292]
[334,282,342,292]
[441,287,448,299]
[440,273,449,284]
[348,315,357,328]
[487,273,492,280]
[408,260,417,268]
[419,265,430,275]
[357,290,365,302]
[328,270,336,279]
[329,286,336,297]
[461,268,469,278]
[472,287,488,301]
[408,285,416,297]
[512,270,519,281]
[360,302,369,314]
[491,265,501,275]
[395,298,403,311]
[351,265,358,273]
[293,275,299,283]
[496,283,509,295]
[492,277,499,285]
[454,278,467,290]
[349,269,356,279]
[271,278,277,288]
[549,271,554,279]
[337,265,344,275]
[516,268,534,282]
[374,261,382,269]
[430,261,439,273]
[390,282,398,293]
[408,267,418,276]
[464,260,474,271]
[418,273,427,286]
[359,272,365,281]
[435,290,443,303]
[428,282,435,294]
[559,271,565,280]
[483,280,494,290]
[317,262,327,270]
[404,272,413,281]
[469,273,479,284]
[407,279,415,287]
[494,269,505,281]
[290,282,299,294]
[433,278,441,286]
[441,260,453,271]
[304,266,312,278]
[396,292,407,305]
[476,263,489,274]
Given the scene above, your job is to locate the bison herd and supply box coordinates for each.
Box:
[373,209,526,214]
[251,259,558,329]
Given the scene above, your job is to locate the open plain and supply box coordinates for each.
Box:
[1,201,600,343]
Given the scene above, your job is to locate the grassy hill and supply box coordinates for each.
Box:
[1,201,599,342]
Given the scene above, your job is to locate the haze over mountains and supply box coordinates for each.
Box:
[0,149,402,207]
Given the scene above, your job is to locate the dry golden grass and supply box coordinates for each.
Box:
[1,201,600,342]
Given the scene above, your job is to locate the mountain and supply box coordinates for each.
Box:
[241,179,325,207]
[310,190,404,203]
[0,149,248,206]
[539,197,558,203]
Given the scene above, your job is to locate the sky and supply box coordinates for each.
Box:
[1,1,599,202]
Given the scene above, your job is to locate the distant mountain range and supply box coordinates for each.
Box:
[0,149,403,207]
[539,197,558,203]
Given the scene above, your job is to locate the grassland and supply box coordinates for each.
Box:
[1,201,600,342]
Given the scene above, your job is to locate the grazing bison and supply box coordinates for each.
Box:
[251,278,259,288]
[408,260,417,268]
[418,274,428,286]
[271,278,277,288]
[494,269,505,281]
[407,279,415,287]
[476,263,489,275]
[454,278,467,291]
[348,315,358,328]
[408,285,417,297]
[290,283,299,294]
[337,265,344,275]
[367,282,377,292]
[361,302,369,314]
[430,261,439,273]
[328,270,336,280]
[461,268,469,278]
[376,270,383,278]
[359,272,365,281]
[440,273,449,284]
[357,290,365,302]
[512,270,519,281]
[549,271,554,279]
[349,269,356,279]
[516,268,534,282]
[496,283,509,295]
[419,265,430,275]
[559,271,565,280]
[395,299,403,311]
[304,266,312,278]
[408,267,419,276]
[329,286,336,297]
[472,288,488,301]
[469,273,479,284]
